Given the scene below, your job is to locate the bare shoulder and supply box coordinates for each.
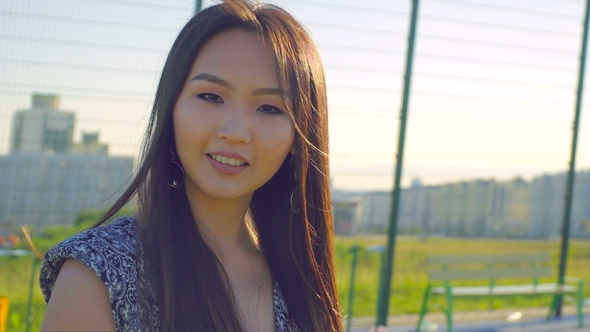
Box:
[41,258,116,331]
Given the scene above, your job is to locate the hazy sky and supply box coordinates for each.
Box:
[0,0,588,190]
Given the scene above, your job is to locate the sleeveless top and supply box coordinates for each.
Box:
[39,216,299,332]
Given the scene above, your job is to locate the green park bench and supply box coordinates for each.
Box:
[417,253,584,332]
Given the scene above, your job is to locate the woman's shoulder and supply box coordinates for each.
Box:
[39,215,145,331]
[39,215,141,302]
[41,216,140,274]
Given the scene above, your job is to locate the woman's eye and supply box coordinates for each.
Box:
[257,104,283,114]
[197,93,223,103]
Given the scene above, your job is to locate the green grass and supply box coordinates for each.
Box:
[1,228,589,331]
[335,235,590,317]
[1,225,79,332]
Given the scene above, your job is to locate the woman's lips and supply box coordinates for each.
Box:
[206,154,248,175]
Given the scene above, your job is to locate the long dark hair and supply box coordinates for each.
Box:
[96,1,341,330]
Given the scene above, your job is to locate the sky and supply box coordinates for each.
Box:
[0,0,589,191]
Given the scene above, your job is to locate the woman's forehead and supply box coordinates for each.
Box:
[187,29,280,87]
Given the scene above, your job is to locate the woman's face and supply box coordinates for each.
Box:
[173,28,295,201]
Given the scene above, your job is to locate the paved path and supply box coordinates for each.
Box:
[351,315,590,332]
[350,314,589,332]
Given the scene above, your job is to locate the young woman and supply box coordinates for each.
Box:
[39,1,342,331]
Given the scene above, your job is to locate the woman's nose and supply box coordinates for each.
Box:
[216,109,252,144]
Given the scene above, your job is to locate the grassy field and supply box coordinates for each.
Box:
[1,227,589,331]
[0,226,80,332]
[334,235,590,317]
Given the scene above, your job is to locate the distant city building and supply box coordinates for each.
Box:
[396,180,499,237]
[501,178,531,237]
[331,190,364,234]
[346,172,590,239]
[11,94,75,153]
[71,131,108,155]
[411,177,422,189]
[577,172,590,234]
[359,191,391,232]
[0,153,134,227]
[0,93,135,228]
[333,201,359,235]
[399,185,435,235]
[528,171,590,238]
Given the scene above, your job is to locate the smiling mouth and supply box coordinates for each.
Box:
[207,154,249,166]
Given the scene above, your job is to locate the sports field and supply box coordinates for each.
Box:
[1,226,588,332]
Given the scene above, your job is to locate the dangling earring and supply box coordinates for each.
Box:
[290,191,299,213]
[169,145,184,188]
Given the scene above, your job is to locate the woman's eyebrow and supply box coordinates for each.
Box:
[190,73,285,96]
[252,87,286,97]
[190,73,233,90]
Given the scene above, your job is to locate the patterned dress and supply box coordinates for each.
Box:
[40,216,299,332]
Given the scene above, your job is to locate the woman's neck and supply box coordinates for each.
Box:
[183,186,274,332]
[184,186,258,256]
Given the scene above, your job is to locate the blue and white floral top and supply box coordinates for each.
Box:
[39,216,298,332]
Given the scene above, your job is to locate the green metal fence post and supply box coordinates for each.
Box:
[556,0,590,317]
[376,0,420,326]
[376,250,387,327]
[346,245,360,332]
[195,0,203,15]
[367,244,386,327]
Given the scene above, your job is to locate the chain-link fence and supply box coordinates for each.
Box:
[0,0,589,330]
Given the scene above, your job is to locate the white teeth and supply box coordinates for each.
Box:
[210,154,246,166]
